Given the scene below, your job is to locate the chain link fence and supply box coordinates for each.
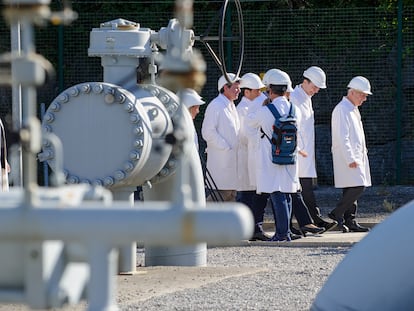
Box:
[0,2,413,185]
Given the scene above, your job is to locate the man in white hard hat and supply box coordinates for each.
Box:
[177,88,205,151]
[254,69,325,241]
[236,72,270,240]
[328,76,372,233]
[246,69,301,241]
[290,66,337,232]
[201,73,241,201]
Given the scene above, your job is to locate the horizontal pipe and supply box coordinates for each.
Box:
[0,202,254,245]
[0,289,25,303]
[194,35,241,41]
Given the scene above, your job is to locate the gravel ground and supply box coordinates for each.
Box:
[122,246,349,311]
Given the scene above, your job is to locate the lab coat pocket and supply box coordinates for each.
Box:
[216,148,236,169]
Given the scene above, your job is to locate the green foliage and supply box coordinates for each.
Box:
[69,0,411,11]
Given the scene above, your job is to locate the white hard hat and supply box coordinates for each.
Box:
[347,76,372,95]
[177,88,205,108]
[303,66,327,89]
[262,68,278,86]
[239,72,265,89]
[217,73,241,91]
[262,68,293,92]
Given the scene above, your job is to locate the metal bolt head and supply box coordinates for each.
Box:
[104,176,114,186]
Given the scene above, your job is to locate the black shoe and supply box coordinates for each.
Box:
[300,225,325,236]
[340,224,350,233]
[320,221,338,233]
[327,212,338,222]
[290,226,303,236]
[345,221,370,232]
[290,233,302,240]
[249,231,271,241]
[328,213,349,233]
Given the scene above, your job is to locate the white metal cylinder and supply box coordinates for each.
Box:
[41,82,174,189]
[312,203,414,311]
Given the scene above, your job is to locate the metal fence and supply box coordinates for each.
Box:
[0,2,413,185]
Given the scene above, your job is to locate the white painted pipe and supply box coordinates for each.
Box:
[0,202,254,245]
[87,244,118,311]
[0,290,24,303]
[111,186,136,274]
[311,201,414,311]
[143,105,208,266]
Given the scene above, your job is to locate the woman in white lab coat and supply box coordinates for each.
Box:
[329,76,372,233]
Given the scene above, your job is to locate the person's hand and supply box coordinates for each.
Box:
[262,98,271,106]
[298,150,308,157]
[349,161,358,168]
[6,161,10,173]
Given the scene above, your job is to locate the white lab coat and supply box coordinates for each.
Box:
[331,97,371,188]
[0,118,8,192]
[236,92,268,191]
[290,85,317,178]
[246,96,300,194]
[201,94,240,190]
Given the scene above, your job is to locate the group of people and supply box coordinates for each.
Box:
[198,67,372,242]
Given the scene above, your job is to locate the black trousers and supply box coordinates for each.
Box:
[237,191,269,233]
[290,191,314,227]
[330,186,365,222]
[300,177,326,226]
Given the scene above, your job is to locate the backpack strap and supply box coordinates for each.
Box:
[266,103,281,120]
[287,102,295,118]
[260,127,270,141]
[259,104,280,142]
[260,104,280,141]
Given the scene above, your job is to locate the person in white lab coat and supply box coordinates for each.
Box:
[178,88,205,151]
[247,69,299,242]
[290,66,337,232]
[328,76,372,233]
[201,73,241,202]
[235,73,270,241]
[0,118,10,192]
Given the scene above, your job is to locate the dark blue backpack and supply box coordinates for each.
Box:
[265,103,297,165]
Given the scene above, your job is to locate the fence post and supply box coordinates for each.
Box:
[396,0,403,183]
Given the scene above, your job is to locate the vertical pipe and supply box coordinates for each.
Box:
[111,187,137,274]
[143,108,207,267]
[40,103,49,187]
[87,244,118,311]
[20,18,38,204]
[10,21,23,186]
[396,0,403,183]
